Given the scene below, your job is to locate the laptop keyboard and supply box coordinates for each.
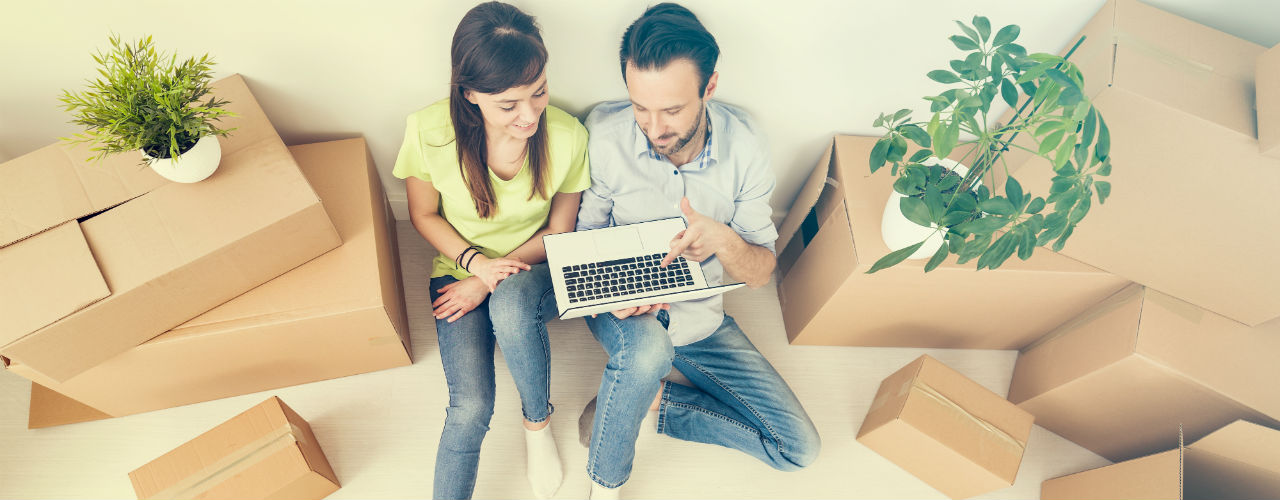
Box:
[562,253,693,303]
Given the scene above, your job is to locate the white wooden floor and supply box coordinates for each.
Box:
[0,221,1108,499]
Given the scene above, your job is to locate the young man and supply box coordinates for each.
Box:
[576,3,820,497]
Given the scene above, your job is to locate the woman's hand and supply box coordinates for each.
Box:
[468,254,532,291]
[433,277,491,323]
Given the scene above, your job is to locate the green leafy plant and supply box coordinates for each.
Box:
[59,34,235,163]
[867,16,1113,273]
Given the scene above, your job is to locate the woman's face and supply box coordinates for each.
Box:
[466,72,549,140]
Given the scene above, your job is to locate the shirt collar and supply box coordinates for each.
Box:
[634,109,716,170]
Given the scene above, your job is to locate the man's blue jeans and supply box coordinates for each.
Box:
[429,263,558,500]
[583,310,821,488]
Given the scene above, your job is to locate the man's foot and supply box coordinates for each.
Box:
[578,397,597,448]
[524,420,562,499]
[590,480,621,500]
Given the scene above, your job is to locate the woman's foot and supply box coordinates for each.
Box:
[590,480,621,500]
[524,419,562,499]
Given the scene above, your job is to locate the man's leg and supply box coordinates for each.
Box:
[662,314,821,471]
[583,312,675,488]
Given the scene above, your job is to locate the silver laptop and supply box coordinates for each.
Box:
[543,217,744,319]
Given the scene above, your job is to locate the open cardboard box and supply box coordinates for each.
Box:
[1007,0,1280,326]
[0,74,341,383]
[773,135,1129,349]
[14,138,411,422]
[1041,420,1280,500]
[129,396,340,500]
[856,355,1034,499]
[1009,283,1280,462]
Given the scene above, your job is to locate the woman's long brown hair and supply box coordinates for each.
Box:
[448,1,550,218]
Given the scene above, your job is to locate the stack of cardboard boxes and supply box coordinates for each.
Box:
[777,0,1280,497]
[1,75,414,497]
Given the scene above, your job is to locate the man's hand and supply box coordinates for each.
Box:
[662,197,743,267]
[433,277,491,323]
[591,303,671,319]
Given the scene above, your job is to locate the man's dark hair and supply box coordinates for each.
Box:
[619,3,719,96]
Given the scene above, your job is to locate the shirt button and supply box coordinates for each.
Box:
[673,169,678,175]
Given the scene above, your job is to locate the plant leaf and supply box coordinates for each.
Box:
[1018,225,1036,260]
[1000,78,1018,108]
[925,241,950,272]
[954,21,981,45]
[1096,180,1111,203]
[866,241,926,274]
[993,25,1020,46]
[900,196,934,227]
[908,149,933,163]
[980,197,1016,216]
[1005,176,1024,208]
[888,134,908,161]
[928,70,962,84]
[973,16,991,42]
[870,137,891,172]
[1026,197,1046,214]
[899,124,932,147]
[1096,117,1111,160]
[1039,130,1065,155]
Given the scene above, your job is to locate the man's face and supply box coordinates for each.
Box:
[625,59,717,158]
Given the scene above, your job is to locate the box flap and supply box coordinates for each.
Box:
[0,140,164,249]
[1107,0,1264,137]
[1135,291,1280,419]
[1188,420,1280,477]
[1041,448,1182,500]
[0,221,109,345]
[27,382,110,429]
[1009,284,1144,404]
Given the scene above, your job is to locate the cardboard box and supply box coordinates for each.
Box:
[1007,0,1280,326]
[1260,44,1280,158]
[12,138,411,421]
[1041,420,1280,500]
[773,136,1130,349]
[1009,284,1280,462]
[856,355,1034,499]
[129,396,340,500]
[0,74,341,382]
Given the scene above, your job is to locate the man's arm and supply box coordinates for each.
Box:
[662,198,775,288]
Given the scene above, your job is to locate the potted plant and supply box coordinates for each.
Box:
[60,34,235,183]
[867,16,1113,273]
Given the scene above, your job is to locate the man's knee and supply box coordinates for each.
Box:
[776,422,822,471]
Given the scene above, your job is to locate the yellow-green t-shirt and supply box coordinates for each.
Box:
[392,99,591,279]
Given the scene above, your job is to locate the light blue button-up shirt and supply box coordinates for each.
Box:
[578,99,778,346]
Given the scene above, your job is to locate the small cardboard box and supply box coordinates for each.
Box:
[1007,0,1280,326]
[1259,44,1280,158]
[12,138,411,421]
[856,355,1034,499]
[1041,420,1280,500]
[0,74,341,382]
[774,136,1129,349]
[1009,284,1280,462]
[129,396,340,500]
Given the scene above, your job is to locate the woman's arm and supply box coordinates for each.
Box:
[406,176,529,291]
[503,191,583,264]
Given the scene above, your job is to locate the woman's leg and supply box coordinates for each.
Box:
[430,275,497,500]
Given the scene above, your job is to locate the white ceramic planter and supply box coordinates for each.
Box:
[143,135,222,183]
[880,157,974,260]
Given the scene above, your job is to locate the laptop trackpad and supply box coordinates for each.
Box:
[594,229,641,259]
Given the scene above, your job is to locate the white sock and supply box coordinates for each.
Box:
[525,421,563,499]
[590,480,621,500]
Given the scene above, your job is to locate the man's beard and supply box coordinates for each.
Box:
[648,105,705,158]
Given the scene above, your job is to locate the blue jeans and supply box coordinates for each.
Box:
[583,311,821,488]
[429,263,558,500]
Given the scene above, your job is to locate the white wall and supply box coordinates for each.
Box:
[3,0,1277,221]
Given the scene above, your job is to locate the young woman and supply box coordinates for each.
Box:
[392,3,589,499]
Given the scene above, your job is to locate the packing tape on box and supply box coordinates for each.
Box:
[910,379,1027,451]
[1114,31,1216,75]
[145,423,305,500]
